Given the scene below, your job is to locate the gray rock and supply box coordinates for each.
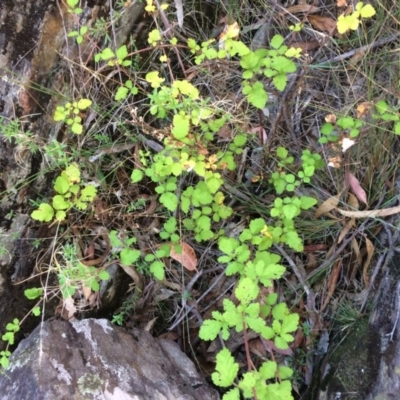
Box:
[0,319,219,400]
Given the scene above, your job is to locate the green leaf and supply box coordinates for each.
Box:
[52,195,70,210]
[145,71,165,88]
[235,277,259,305]
[77,98,92,110]
[131,169,143,183]
[24,287,43,300]
[71,122,83,134]
[249,218,265,235]
[242,81,268,109]
[32,306,41,317]
[115,86,129,101]
[222,388,240,400]
[99,47,115,60]
[358,3,376,18]
[219,237,239,255]
[116,45,128,60]
[282,203,299,220]
[199,319,222,340]
[300,196,317,210]
[160,192,178,211]
[172,113,190,139]
[80,185,97,201]
[98,270,110,280]
[150,260,165,280]
[273,74,287,92]
[270,35,285,49]
[120,248,141,266]
[31,203,54,222]
[211,348,239,388]
[54,175,71,194]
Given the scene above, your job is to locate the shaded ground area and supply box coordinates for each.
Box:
[1,0,400,398]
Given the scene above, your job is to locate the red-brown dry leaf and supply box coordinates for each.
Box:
[337,0,347,7]
[285,4,320,14]
[261,337,293,356]
[308,15,337,34]
[170,242,198,271]
[289,40,320,53]
[346,171,368,205]
[248,338,267,357]
[321,259,342,312]
[217,124,234,140]
[304,244,328,251]
[250,126,268,144]
[362,237,375,287]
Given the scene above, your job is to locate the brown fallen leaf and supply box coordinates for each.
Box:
[321,259,341,312]
[348,49,366,66]
[356,102,373,118]
[315,194,341,218]
[346,172,368,205]
[362,237,374,287]
[338,217,355,243]
[308,15,337,35]
[170,242,198,271]
[289,40,320,53]
[337,0,348,7]
[284,5,320,14]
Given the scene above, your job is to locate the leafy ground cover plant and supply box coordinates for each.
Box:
[4,0,400,398]
[31,164,97,222]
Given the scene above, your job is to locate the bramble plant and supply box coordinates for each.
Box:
[68,25,88,45]
[374,100,400,135]
[31,164,97,222]
[127,28,319,398]
[53,98,92,135]
[55,243,110,299]
[66,0,83,15]
[337,2,376,34]
[94,45,132,67]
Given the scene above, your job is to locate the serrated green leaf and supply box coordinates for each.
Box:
[80,185,97,201]
[270,35,284,49]
[115,86,129,101]
[150,260,165,280]
[235,277,259,305]
[160,192,178,211]
[249,218,265,235]
[120,248,141,266]
[172,113,190,139]
[77,98,92,109]
[199,319,222,340]
[222,388,240,400]
[212,348,239,388]
[24,287,43,300]
[31,203,54,222]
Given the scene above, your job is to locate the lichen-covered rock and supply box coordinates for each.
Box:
[0,319,219,400]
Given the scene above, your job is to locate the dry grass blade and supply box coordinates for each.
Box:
[335,205,400,218]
